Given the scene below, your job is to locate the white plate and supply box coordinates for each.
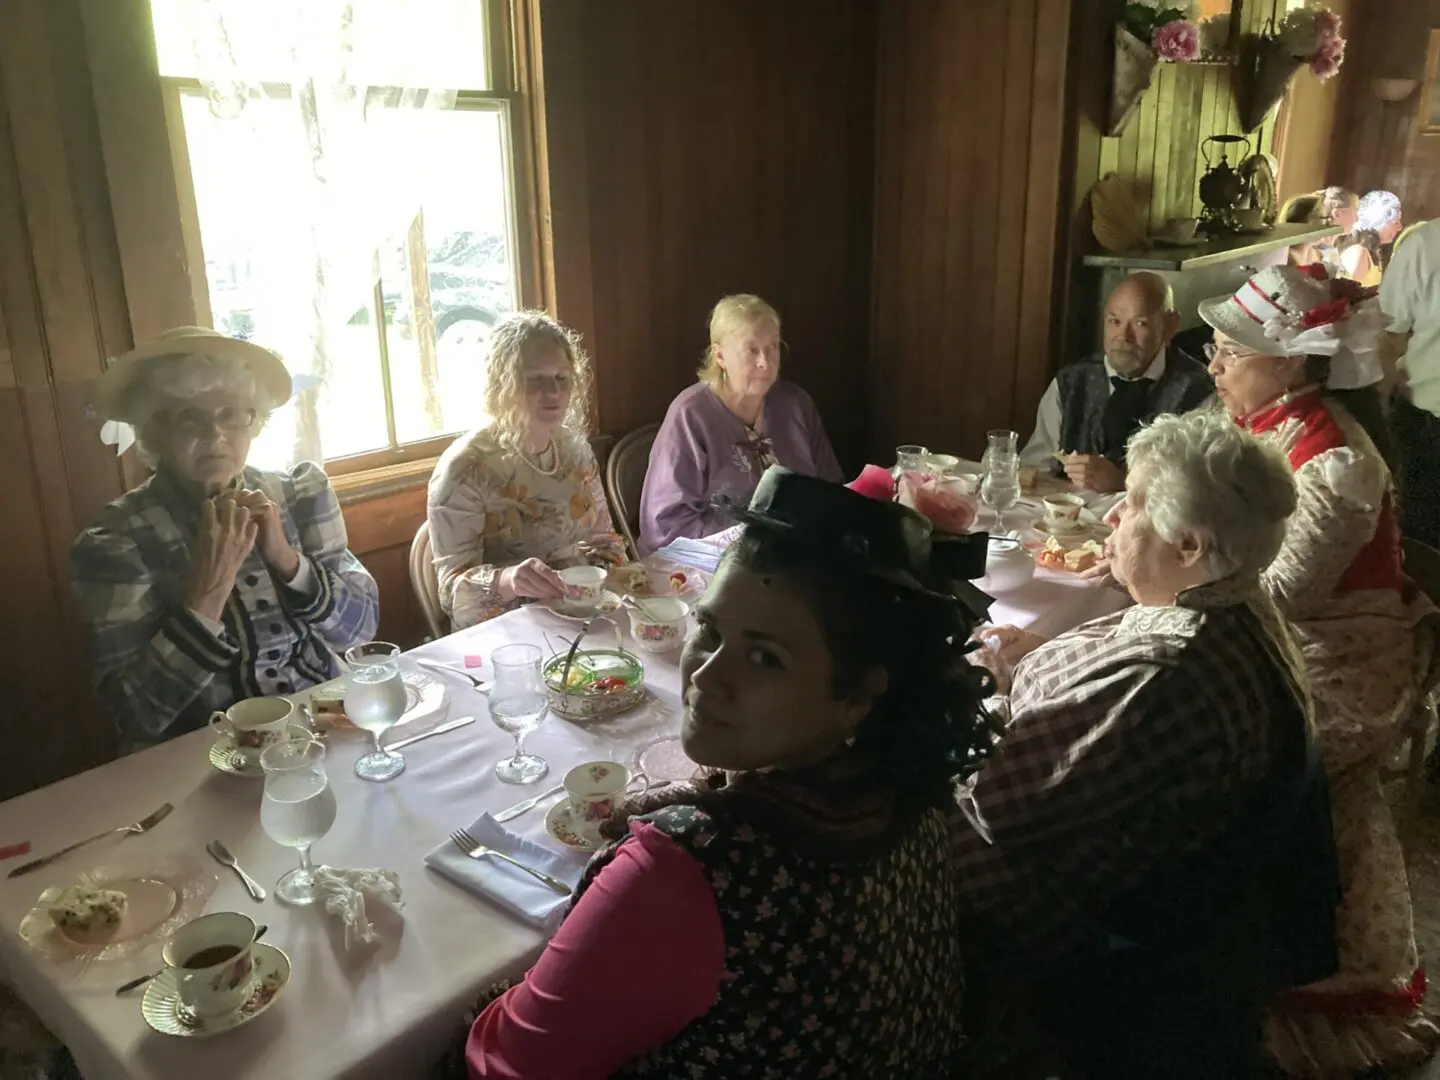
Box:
[19,856,217,969]
[622,562,710,602]
[634,734,699,783]
[544,590,623,621]
[142,942,290,1038]
[545,800,597,852]
[317,669,447,733]
[208,737,263,778]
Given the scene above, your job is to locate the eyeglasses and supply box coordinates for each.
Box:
[160,406,258,436]
[1202,342,1253,367]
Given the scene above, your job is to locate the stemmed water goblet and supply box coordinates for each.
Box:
[259,737,337,906]
[489,643,550,784]
[345,641,408,782]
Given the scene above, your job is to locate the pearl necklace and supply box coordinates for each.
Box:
[519,438,561,477]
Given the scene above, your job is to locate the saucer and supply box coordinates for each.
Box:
[208,738,263,778]
[142,942,290,1038]
[545,800,598,852]
[545,590,622,622]
[1033,517,1089,537]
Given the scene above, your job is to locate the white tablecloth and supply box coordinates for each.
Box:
[0,549,1126,1078]
[0,605,682,1080]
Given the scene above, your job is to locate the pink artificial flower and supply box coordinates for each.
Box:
[1152,19,1200,62]
[1311,37,1344,79]
[1314,10,1341,38]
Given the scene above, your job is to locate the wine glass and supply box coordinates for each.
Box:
[982,453,1020,535]
[489,643,550,784]
[259,737,337,906]
[893,444,930,481]
[344,641,408,782]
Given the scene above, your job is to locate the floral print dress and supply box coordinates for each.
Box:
[1241,390,1440,1075]
[426,427,627,629]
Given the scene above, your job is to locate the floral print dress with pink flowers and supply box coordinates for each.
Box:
[427,427,626,630]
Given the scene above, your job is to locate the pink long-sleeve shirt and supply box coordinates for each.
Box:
[466,821,727,1078]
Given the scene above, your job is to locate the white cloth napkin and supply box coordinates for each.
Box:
[424,813,584,930]
[313,867,404,951]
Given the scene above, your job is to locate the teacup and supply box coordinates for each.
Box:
[209,698,301,763]
[628,597,689,654]
[563,760,647,841]
[161,912,260,1019]
[1042,493,1086,532]
[557,565,607,610]
[1163,217,1199,242]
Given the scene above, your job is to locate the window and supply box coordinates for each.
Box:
[147,0,535,476]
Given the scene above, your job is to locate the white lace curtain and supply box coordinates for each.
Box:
[165,0,465,468]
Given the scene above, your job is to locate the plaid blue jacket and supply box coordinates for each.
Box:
[71,462,379,752]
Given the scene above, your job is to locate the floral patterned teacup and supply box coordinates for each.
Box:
[162,911,260,1018]
[557,566,607,611]
[208,698,302,763]
[563,760,647,841]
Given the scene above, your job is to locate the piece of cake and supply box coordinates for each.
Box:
[611,563,652,596]
[1037,536,1068,569]
[44,884,127,933]
[1063,540,1106,573]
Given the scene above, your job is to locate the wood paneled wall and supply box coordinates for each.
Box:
[1328,0,1440,223]
[869,0,1073,462]
[535,0,878,471]
[0,0,133,800]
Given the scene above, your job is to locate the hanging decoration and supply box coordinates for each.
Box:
[1108,3,1201,136]
[1239,6,1346,132]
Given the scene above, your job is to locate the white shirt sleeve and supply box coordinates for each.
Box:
[189,609,226,637]
[1381,235,1424,333]
[1021,379,1062,465]
[281,555,319,598]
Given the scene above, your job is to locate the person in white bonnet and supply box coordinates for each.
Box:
[1340,189,1404,287]
[1200,264,1440,1075]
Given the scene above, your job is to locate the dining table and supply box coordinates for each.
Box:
[0,538,1131,1079]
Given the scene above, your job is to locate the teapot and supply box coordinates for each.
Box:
[1199,134,1252,212]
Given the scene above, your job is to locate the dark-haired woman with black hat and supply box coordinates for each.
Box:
[437,466,998,1079]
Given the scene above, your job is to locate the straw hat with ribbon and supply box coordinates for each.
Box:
[94,327,292,425]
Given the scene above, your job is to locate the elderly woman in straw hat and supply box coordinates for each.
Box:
[72,327,379,753]
[1199,265,1439,1075]
[427,311,627,631]
[637,294,843,555]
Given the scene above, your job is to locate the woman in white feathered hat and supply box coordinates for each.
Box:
[72,327,379,754]
[1201,265,1439,1075]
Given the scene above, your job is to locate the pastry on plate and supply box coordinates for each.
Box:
[609,563,652,596]
[43,884,127,933]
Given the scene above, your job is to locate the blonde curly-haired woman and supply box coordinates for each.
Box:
[427,311,626,630]
[638,294,842,554]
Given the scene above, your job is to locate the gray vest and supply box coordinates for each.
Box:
[1056,348,1213,462]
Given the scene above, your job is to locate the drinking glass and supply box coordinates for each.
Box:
[345,641,407,782]
[489,643,550,784]
[982,453,1020,534]
[259,737,337,906]
[893,444,930,480]
[986,429,1019,458]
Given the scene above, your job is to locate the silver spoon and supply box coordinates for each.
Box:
[206,840,266,902]
[115,924,269,995]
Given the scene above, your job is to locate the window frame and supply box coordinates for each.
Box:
[90,0,545,489]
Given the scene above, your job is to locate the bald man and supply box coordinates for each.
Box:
[1022,272,1214,493]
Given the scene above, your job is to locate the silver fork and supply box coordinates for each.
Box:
[449,829,571,895]
[8,803,175,878]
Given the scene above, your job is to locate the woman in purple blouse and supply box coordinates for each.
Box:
[638,294,843,554]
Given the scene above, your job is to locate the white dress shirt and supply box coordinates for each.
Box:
[1021,349,1170,465]
[1381,219,1440,416]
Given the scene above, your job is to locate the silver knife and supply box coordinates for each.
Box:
[494,783,565,823]
[384,715,474,751]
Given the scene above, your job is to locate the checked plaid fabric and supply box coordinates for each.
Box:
[953,579,1307,954]
[71,462,379,753]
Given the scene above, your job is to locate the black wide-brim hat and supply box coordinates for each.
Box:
[734,466,993,622]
